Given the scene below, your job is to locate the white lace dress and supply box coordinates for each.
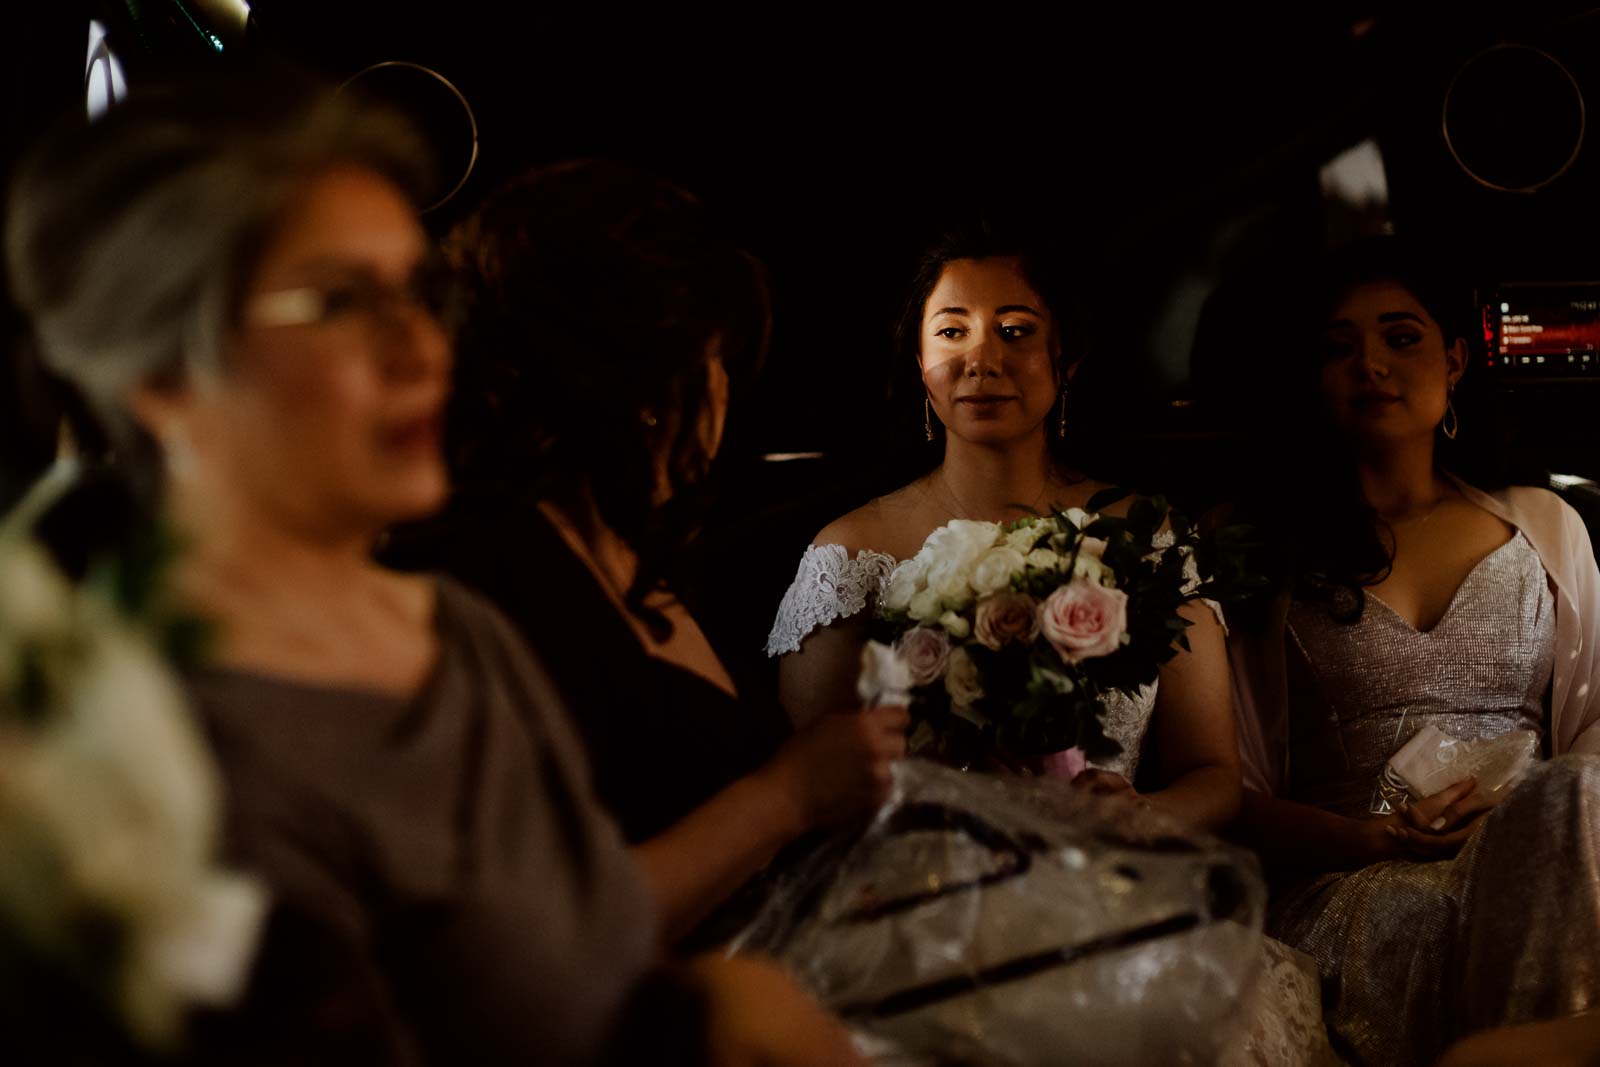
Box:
[767,538,1341,1067]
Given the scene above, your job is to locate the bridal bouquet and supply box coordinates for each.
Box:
[862,493,1247,770]
[0,467,265,1059]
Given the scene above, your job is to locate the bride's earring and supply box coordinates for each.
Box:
[924,396,934,442]
[1057,388,1068,438]
[1442,392,1459,441]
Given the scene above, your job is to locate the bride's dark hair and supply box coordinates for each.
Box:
[1241,237,1525,622]
[441,160,770,635]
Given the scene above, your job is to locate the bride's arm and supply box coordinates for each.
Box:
[1140,602,1243,833]
[778,613,872,730]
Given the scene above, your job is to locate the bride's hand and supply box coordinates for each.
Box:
[762,705,908,831]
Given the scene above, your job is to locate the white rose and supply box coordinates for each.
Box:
[882,559,926,613]
[908,587,942,622]
[944,646,985,709]
[938,610,971,639]
[970,546,1027,596]
[927,557,973,602]
[1026,548,1062,571]
[1062,507,1092,529]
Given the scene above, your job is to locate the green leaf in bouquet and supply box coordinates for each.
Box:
[1085,486,1132,513]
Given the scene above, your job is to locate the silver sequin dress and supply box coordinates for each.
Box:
[1274,531,1600,1065]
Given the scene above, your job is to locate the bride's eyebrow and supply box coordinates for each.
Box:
[995,304,1042,317]
[931,306,969,317]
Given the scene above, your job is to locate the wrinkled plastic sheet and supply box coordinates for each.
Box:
[733,760,1266,1065]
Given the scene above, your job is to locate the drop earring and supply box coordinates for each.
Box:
[1442,396,1459,441]
[1057,388,1068,438]
[924,396,934,442]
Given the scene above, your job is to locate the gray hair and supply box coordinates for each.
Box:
[5,73,432,444]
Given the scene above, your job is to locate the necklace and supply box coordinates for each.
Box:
[936,469,1052,522]
[1380,484,1457,527]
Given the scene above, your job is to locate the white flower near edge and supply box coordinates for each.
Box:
[0,538,267,1050]
[0,539,73,637]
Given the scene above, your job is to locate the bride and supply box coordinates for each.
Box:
[765,228,1334,1064]
[768,229,1240,831]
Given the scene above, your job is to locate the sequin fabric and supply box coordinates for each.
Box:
[1273,532,1600,1065]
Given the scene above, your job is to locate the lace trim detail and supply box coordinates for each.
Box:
[1152,532,1228,635]
[766,544,898,657]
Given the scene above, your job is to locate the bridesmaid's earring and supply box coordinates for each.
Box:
[1057,389,1068,438]
[1442,398,1459,441]
[924,396,934,442]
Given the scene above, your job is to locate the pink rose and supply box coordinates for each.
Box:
[1037,579,1128,663]
[1037,747,1088,780]
[894,626,951,687]
[973,592,1040,650]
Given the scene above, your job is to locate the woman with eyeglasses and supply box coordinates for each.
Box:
[5,76,861,1065]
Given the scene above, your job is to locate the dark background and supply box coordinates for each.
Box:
[7,2,1600,667]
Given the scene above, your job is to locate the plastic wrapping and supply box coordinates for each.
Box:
[733,760,1267,1065]
[1375,724,1539,814]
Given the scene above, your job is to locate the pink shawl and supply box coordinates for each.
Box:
[1231,481,1600,796]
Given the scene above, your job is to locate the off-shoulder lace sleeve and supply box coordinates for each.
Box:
[1150,532,1228,634]
[765,544,898,657]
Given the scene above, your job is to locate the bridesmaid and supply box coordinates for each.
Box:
[419,160,907,945]
[1230,238,1600,1065]
[5,77,861,1065]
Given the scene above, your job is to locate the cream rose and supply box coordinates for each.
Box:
[1038,579,1129,663]
[938,611,971,639]
[894,626,951,687]
[974,592,1040,650]
[970,546,1027,596]
[944,646,985,708]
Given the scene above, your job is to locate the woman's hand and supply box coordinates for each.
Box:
[1071,769,1137,798]
[1365,777,1493,862]
[762,705,908,832]
[1438,1011,1600,1067]
[689,955,866,1067]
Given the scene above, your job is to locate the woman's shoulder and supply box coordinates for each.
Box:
[812,479,935,561]
[1458,480,1589,543]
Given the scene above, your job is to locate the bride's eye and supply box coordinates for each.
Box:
[999,323,1035,341]
[934,326,965,340]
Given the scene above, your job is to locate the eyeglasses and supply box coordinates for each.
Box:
[243,266,462,332]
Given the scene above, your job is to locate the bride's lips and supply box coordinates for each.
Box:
[953,395,1017,415]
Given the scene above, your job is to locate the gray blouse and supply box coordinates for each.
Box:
[187,579,666,1065]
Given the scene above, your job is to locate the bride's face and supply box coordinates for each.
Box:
[919,257,1061,448]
